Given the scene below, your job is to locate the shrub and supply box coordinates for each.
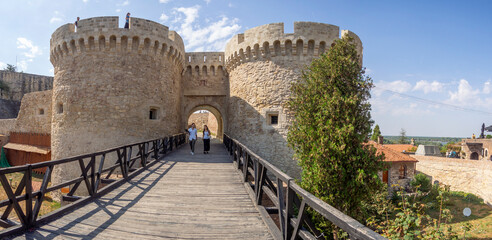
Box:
[410,173,432,192]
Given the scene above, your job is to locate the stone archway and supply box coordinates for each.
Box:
[470,152,479,160]
[185,105,224,140]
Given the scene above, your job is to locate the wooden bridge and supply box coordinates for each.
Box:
[0,134,384,239]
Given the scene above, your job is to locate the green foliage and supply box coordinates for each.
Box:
[410,173,432,193]
[3,64,17,72]
[0,79,10,92]
[287,36,385,234]
[398,128,407,144]
[371,124,381,141]
[448,191,484,204]
[368,184,462,239]
[486,134,492,139]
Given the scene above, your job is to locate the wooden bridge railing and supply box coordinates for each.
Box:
[223,134,385,240]
[0,133,186,236]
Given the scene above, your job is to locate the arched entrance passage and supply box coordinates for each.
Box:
[185,105,224,140]
[470,152,479,160]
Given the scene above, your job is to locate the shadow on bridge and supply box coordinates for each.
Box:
[18,139,273,239]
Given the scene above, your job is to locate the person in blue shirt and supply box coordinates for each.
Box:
[124,12,130,29]
[187,123,197,155]
[203,125,211,154]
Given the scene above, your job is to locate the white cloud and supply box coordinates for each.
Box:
[122,0,129,6]
[50,11,64,24]
[0,61,6,69]
[447,79,485,108]
[159,13,169,22]
[483,80,491,94]
[82,0,88,2]
[17,38,42,59]
[204,0,211,4]
[413,80,444,94]
[159,0,171,3]
[169,5,241,51]
[50,17,62,24]
[373,80,411,97]
[116,9,121,13]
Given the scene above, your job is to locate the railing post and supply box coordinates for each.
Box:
[25,165,33,229]
[285,180,294,240]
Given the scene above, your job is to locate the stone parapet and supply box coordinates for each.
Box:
[224,22,363,71]
[50,17,185,69]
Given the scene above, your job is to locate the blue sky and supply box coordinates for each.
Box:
[0,0,491,137]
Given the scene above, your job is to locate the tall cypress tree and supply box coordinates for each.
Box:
[0,147,10,168]
[371,124,381,141]
[287,36,384,228]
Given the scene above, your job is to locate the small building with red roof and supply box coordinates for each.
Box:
[368,140,418,191]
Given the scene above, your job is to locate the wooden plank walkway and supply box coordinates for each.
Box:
[15,139,273,239]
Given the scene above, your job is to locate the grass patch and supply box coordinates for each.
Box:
[0,172,61,228]
[427,191,491,239]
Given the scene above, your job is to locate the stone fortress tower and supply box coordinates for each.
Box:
[44,17,362,183]
[49,17,185,185]
[225,22,362,176]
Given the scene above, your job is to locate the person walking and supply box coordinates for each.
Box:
[75,17,80,31]
[124,12,130,29]
[187,123,197,155]
[203,125,211,154]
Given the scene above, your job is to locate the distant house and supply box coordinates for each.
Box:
[369,139,418,192]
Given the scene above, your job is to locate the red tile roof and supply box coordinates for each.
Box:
[383,144,415,153]
[368,141,418,162]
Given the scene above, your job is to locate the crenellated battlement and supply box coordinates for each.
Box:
[224,21,362,71]
[50,16,185,68]
[184,52,226,77]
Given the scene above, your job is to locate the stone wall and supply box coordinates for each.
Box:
[0,70,53,118]
[188,112,209,130]
[414,155,492,205]
[207,112,218,135]
[12,90,52,134]
[0,119,16,135]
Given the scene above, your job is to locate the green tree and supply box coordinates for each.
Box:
[398,128,407,144]
[3,64,17,72]
[0,80,9,92]
[287,36,385,233]
[371,124,381,141]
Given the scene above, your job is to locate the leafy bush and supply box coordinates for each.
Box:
[410,173,432,192]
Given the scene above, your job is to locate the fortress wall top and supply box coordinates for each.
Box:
[225,21,363,71]
[184,52,226,77]
[50,16,185,68]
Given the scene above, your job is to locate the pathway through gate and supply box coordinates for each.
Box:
[16,139,273,239]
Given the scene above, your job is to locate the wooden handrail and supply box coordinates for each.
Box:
[223,134,386,240]
[0,133,186,234]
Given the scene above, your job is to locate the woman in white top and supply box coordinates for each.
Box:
[203,125,211,154]
[187,123,197,155]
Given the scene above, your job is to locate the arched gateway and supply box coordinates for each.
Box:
[45,17,362,186]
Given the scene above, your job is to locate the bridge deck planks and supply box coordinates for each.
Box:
[15,139,273,239]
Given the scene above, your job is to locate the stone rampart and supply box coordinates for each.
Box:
[414,155,492,205]
[13,90,52,134]
[183,52,228,96]
[0,71,53,118]
[0,119,16,135]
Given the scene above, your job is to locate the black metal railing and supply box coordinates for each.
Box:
[223,134,385,240]
[0,133,186,236]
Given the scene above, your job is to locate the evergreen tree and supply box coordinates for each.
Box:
[371,124,381,141]
[398,128,407,144]
[287,36,384,231]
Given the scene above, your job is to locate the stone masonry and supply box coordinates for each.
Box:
[8,17,363,194]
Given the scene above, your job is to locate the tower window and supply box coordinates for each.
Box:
[39,108,45,115]
[267,112,279,125]
[57,103,63,114]
[149,108,158,120]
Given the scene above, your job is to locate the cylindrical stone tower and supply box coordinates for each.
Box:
[224,22,363,178]
[49,17,185,193]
